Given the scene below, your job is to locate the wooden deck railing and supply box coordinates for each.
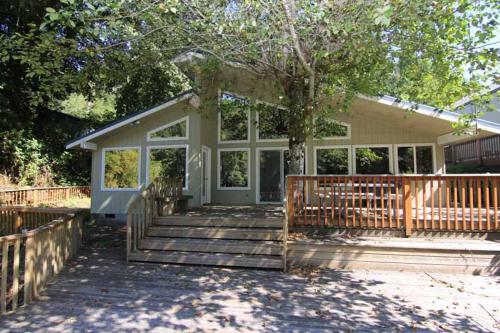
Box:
[127,183,156,260]
[126,178,183,260]
[285,175,500,235]
[0,208,87,314]
[0,207,81,236]
[0,186,90,206]
[445,135,500,165]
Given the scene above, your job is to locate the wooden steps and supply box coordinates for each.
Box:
[129,215,285,269]
[147,226,283,240]
[154,216,283,228]
[128,251,283,269]
[139,238,282,255]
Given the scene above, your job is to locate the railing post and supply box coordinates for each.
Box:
[403,177,413,237]
[126,212,132,262]
[14,211,22,233]
[283,177,292,273]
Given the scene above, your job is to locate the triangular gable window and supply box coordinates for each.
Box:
[314,117,350,139]
[147,116,189,141]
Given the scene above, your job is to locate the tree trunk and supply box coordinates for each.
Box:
[284,78,309,175]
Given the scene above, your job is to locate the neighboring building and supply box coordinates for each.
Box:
[445,86,500,169]
[66,57,500,222]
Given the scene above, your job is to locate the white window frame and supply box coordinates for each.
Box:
[313,145,352,175]
[255,147,309,204]
[217,148,251,190]
[352,144,393,175]
[147,116,189,142]
[394,143,437,175]
[313,116,351,140]
[101,146,141,192]
[146,144,189,191]
[255,100,289,143]
[218,90,251,144]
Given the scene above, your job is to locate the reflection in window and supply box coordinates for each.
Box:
[149,118,187,140]
[219,93,250,142]
[316,148,349,175]
[256,103,288,140]
[148,147,187,187]
[103,149,139,189]
[219,150,249,188]
[355,147,390,174]
[314,118,349,139]
[397,147,414,174]
[397,145,434,174]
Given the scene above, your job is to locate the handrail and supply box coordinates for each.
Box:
[285,174,500,235]
[0,209,87,314]
[126,178,183,260]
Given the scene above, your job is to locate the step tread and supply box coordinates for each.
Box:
[153,216,283,228]
[147,226,283,240]
[128,250,283,269]
[139,238,282,255]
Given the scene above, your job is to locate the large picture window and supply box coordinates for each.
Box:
[102,147,140,190]
[218,149,250,189]
[256,103,289,141]
[315,147,350,175]
[147,146,188,189]
[314,117,350,139]
[218,92,250,143]
[147,117,188,141]
[354,146,391,174]
[396,145,434,174]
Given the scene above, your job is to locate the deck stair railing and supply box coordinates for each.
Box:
[126,178,183,260]
[285,174,500,236]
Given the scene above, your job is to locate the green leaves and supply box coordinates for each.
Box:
[374,4,394,26]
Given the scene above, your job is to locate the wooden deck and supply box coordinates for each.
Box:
[1,241,499,332]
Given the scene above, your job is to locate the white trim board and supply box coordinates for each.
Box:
[217,90,251,144]
[101,146,142,192]
[66,92,195,149]
[145,144,189,191]
[393,143,437,175]
[217,148,251,190]
[147,116,190,142]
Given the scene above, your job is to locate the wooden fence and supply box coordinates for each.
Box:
[0,208,87,314]
[285,175,500,235]
[0,186,90,206]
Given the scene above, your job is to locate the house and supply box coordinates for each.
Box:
[444,86,500,168]
[66,58,500,223]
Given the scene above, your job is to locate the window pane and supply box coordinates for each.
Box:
[104,149,139,189]
[355,147,390,174]
[259,150,281,202]
[315,118,348,138]
[316,148,349,175]
[150,119,187,139]
[149,147,187,187]
[257,103,288,140]
[220,150,249,188]
[219,93,249,141]
[397,146,414,174]
[416,146,433,173]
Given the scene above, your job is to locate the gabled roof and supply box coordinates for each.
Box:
[65,90,195,149]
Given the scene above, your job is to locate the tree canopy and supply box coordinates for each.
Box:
[1,0,498,180]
